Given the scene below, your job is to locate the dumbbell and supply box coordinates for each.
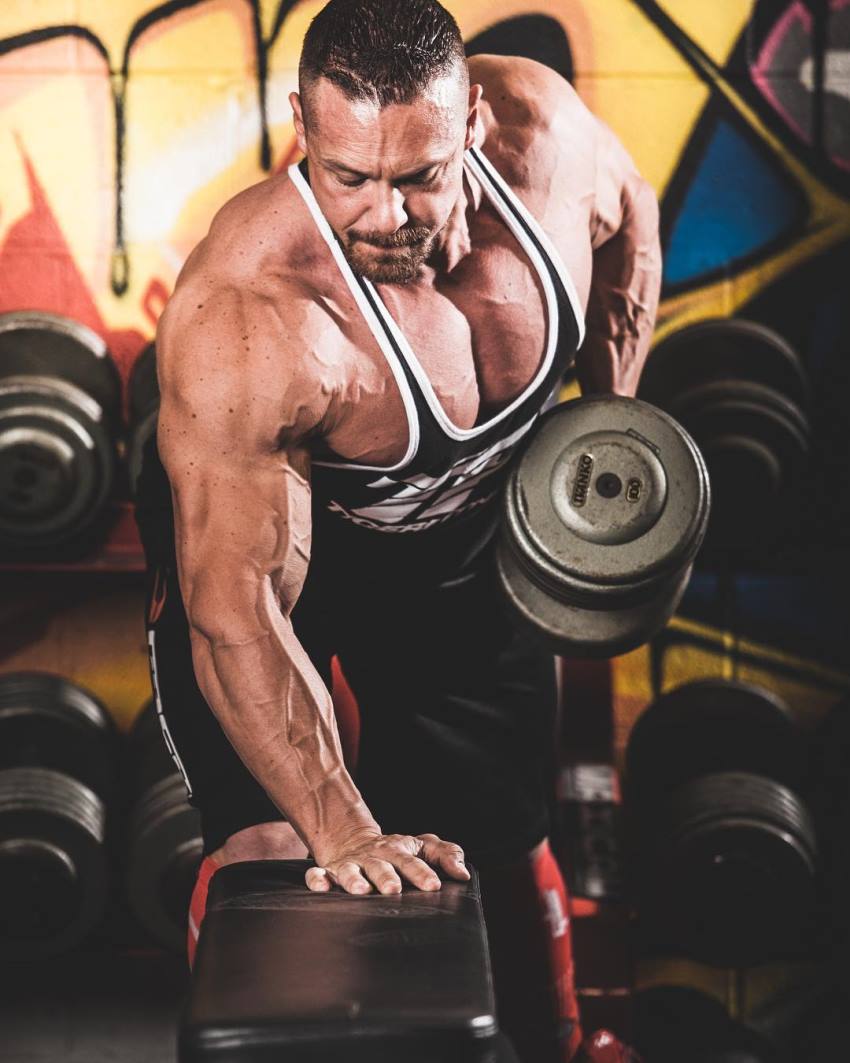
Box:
[0,311,121,551]
[633,986,779,1063]
[624,680,818,967]
[0,671,115,958]
[806,696,850,974]
[637,319,810,559]
[127,341,159,496]
[125,700,202,952]
[498,394,710,657]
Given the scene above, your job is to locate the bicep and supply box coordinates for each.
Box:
[155,292,322,642]
[165,427,313,643]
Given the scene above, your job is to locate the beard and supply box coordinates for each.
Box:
[342,225,436,284]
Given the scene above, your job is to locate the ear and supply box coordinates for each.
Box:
[290,91,308,154]
[465,83,484,150]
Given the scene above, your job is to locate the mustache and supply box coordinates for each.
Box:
[348,226,432,248]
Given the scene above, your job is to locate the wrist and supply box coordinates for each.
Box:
[311,816,381,865]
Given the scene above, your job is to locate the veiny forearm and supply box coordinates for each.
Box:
[188,606,379,862]
[578,178,662,398]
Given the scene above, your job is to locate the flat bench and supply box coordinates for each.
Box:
[180,860,520,1062]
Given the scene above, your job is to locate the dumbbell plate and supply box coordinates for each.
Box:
[634,986,776,1063]
[128,341,159,423]
[0,672,115,800]
[640,772,817,966]
[0,312,120,549]
[0,311,120,416]
[508,397,708,584]
[127,773,202,952]
[625,679,802,809]
[498,396,709,656]
[0,767,108,958]
[127,343,160,497]
[639,318,808,412]
[127,702,202,951]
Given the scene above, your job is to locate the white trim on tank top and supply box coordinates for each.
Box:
[362,146,557,441]
[466,146,586,349]
[287,144,585,461]
[288,161,420,473]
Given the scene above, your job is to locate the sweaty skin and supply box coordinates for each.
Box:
[155,54,661,895]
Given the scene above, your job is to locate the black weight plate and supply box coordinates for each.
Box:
[691,391,810,552]
[671,378,809,440]
[0,311,121,423]
[686,401,808,523]
[671,771,817,858]
[687,397,809,479]
[128,341,159,423]
[127,408,158,498]
[127,792,201,952]
[126,701,201,951]
[806,696,850,963]
[0,776,109,959]
[0,379,117,549]
[639,318,809,413]
[634,986,775,1063]
[126,700,176,797]
[640,772,817,967]
[625,680,802,810]
[0,673,115,799]
[127,343,159,496]
[159,835,203,931]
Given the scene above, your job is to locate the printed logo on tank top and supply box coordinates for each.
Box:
[289,146,585,537]
[324,415,537,532]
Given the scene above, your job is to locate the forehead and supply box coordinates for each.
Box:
[307,74,466,175]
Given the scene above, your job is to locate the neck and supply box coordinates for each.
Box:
[429,155,484,277]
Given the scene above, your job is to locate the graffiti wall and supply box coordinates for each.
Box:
[1,1,848,735]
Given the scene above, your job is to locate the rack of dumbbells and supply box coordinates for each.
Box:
[4,308,849,1062]
[1,313,201,1060]
[628,320,832,1063]
[547,318,850,1062]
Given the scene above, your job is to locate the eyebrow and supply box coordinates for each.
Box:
[321,157,446,181]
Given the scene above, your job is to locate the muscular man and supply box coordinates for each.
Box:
[135,2,660,1060]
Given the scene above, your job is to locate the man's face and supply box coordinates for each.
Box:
[292,71,474,284]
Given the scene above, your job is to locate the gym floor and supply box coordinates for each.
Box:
[3,948,187,1063]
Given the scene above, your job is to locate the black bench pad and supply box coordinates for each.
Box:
[180,860,518,1062]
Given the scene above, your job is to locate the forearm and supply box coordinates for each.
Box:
[578,178,662,398]
[189,610,379,861]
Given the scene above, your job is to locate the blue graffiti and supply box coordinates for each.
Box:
[664,116,803,286]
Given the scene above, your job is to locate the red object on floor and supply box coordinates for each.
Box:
[575,1029,642,1062]
[479,838,583,1062]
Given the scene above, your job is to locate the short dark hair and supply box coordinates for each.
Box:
[299,0,467,126]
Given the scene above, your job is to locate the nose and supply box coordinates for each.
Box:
[361,182,408,236]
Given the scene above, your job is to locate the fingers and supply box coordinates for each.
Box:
[305,866,331,892]
[417,834,470,881]
[362,858,402,895]
[335,860,373,895]
[392,852,442,891]
[307,835,469,895]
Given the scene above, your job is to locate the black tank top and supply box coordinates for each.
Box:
[135,147,585,583]
[288,145,585,545]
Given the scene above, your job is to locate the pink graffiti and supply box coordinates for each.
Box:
[751,0,850,170]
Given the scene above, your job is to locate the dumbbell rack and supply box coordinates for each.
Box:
[1,329,185,1063]
[0,499,145,572]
